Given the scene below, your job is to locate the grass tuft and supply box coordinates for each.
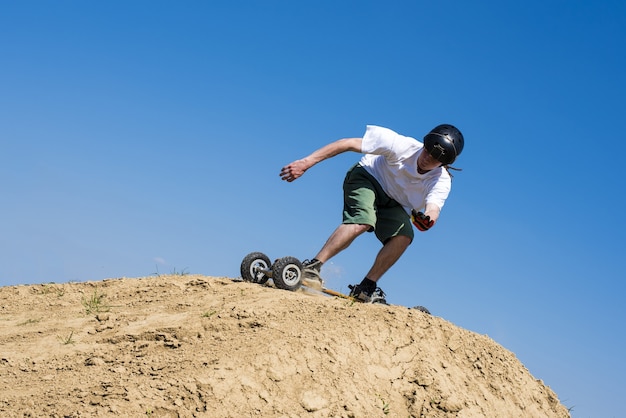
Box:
[82,289,110,315]
[18,318,41,326]
[201,310,217,318]
[57,331,75,345]
[153,265,190,277]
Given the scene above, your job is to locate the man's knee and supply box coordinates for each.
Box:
[342,223,372,235]
[385,234,412,248]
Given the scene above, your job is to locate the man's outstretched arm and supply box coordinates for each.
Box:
[279,137,362,182]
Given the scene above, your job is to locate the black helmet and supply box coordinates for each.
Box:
[423,124,464,165]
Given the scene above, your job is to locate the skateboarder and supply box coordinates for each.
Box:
[279,124,464,304]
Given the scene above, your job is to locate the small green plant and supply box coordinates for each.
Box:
[82,289,110,315]
[377,394,390,415]
[18,318,41,326]
[40,283,65,297]
[153,265,189,276]
[58,331,75,345]
[201,310,217,318]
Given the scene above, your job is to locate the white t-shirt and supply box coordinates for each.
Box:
[359,125,451,214]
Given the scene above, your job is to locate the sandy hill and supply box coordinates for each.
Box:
[0,275,569,417]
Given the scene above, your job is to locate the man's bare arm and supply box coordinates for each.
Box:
[279,137,362,182]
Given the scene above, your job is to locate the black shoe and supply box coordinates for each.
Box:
[348,284,387,304]
[302,259,323,289]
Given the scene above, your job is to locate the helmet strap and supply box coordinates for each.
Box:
[443,165,462,178]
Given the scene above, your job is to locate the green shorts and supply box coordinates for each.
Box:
[342,164,414,244]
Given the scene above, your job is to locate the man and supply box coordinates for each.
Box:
[279,124,464,304]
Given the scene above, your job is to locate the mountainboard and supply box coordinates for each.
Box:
[239,251,430,314]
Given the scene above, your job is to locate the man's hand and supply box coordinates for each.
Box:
[411,210,434,231]
[280,159,309,182]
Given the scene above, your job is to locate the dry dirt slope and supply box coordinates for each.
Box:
[0,275,569,418]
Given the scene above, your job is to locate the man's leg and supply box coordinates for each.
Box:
[301,223,369,289]
[314,223,371,263]
[365,235,412,282]
[347,234,411,303]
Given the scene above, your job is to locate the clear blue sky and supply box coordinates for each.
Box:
[1,1,624,417]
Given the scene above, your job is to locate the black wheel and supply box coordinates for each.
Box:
[412,305,431,315]
[272,256,302,291]
[240,252,272,284]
